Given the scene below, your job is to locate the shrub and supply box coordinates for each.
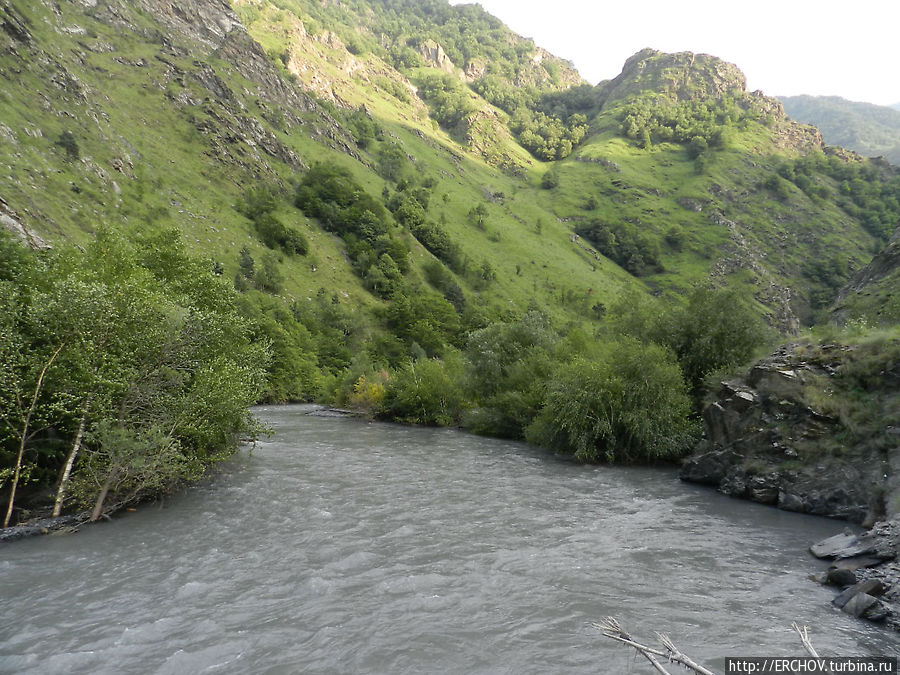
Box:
[526,338,698,462]
[55,130,80,160]
[382,357,466,426]
[254,213,309,255]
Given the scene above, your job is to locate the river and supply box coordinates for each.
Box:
[1,405,895,673]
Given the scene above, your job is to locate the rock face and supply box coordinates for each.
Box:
[419,39,458,76]
[681,342,896,524]
[602,48,747,103]
[0,196,49,249]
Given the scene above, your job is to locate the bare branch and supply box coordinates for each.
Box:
[594,619,673,675]
[595,618,719,675]
[791,623,819,658]
[657,633,718,675]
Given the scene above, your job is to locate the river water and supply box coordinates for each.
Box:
[1,405,896,673]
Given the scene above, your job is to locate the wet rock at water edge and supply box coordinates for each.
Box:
[810,531,876,559]
[825,567,857,587]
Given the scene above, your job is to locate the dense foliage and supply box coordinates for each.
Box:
[526,339,698,463]
[295,163,409,297]
[0,229,268,524]
[777,152,900,242]
[575,220,662,276]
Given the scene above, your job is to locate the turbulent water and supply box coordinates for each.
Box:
[1,405,895,674]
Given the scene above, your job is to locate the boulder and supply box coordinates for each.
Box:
[833,579,887,608]
[840,593,879,618]
[810,531,875,559]
[825,568,857,587]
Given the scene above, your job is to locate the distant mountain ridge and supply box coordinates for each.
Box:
[780,95,900,164]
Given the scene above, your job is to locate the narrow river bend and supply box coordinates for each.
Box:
[1,405,894,673]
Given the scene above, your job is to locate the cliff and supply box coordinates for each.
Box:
[681,337,900,524]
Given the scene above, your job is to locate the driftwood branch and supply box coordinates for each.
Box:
[598,618,825,675]
[594,617,717,675]
[595,618,674,675]
[791,623,819,658]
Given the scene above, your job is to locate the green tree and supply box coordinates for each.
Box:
[0,229,269,523]
[239,246,255,279]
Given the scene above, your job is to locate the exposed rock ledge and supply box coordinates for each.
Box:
[681,339,900,630]
[681,342,896,525]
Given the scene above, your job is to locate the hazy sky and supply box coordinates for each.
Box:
[449,0,900,106]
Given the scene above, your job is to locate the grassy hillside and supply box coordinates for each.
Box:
[780,95,900,165]
[0,0,629,332]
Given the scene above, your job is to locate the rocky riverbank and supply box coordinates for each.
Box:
[809,519,900,631]
[681,334,900,630]
[681,338,898,524]
[0,512,91,542]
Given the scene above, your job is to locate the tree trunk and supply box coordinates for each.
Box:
[90,470,116,522]
[3,343,65,528]
[3,434,30,528]
[52,410,87,517]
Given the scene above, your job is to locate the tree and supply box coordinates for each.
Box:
[663,285,769,399]
[55,130,80,161]
[239,246,255,279]
[1,336,65,527]
[0,229,269,523]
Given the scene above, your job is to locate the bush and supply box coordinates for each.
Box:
[382,357,466,426]
[254,213,309,255]
[575,220,661,276]
[540,169,559,189]
[55,130,80,161]
[526,338,698,462]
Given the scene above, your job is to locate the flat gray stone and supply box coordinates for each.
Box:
[810,532,875,559]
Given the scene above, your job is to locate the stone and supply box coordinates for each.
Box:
[832,580,888,610]
[810,531,875,559]
[840,593,878,617]
[825,568,857,586]
[829,555,885,571]
[862,601,890,622]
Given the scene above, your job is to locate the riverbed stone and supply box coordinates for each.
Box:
[810,531,875,559]
[826,568,857,586]
[840,593,879,617]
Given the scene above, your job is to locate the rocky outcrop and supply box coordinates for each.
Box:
[809,520,900,630]
[420,39,458,76]
[0,196,49,249]
[681,341,896,524]
[0,0,30,47]
[833,226,900,325]
[602,49,748,104]
[598,49,824,154]
[840,228,900,298]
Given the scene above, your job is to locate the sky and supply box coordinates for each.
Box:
[449,0,900,106]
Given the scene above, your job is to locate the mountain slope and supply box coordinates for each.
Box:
[1,0,898,376]
[780,95,900,164]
